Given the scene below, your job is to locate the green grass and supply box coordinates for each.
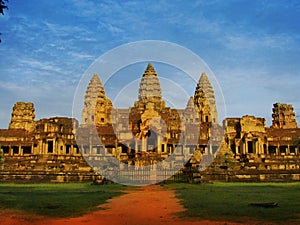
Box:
[0,183,127,218]
[166,182,300,223]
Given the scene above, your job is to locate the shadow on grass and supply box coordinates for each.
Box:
[0,183,128,218]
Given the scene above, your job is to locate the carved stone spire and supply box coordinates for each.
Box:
[184,96,199,123]
[9,102,35,131]
[186,96,196,110]
[194,72,218,124]
[82,74,112,125]
[138,63,162,100]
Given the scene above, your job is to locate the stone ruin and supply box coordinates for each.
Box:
[0,63,300,183]
[9,102,35,132]
[271,103,297,129]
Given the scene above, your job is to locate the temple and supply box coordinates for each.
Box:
[0,63,300,183]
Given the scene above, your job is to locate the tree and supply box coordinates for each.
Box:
[0,0,8,43]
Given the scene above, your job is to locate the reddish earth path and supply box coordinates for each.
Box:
[0,185,245,225]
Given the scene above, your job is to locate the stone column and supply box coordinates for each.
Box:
[287,145,290,155]
[40,141,43,154]
[8,146,12,156]
[31,143,35,154]
[44,141,48,155]
[19,145,22,156]
[245,141,248,154]
[89,136,93,156]
[157,136,161,154]
[255,141,258,154]
[209,144,213,154]
[135,140,138,155]
[53,139,57,154]
[142,137,146,152]
[276,144,280,155]
[235,145,239,155]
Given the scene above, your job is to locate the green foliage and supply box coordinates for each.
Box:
[224,158,232,163]
[0,183,127,218]
[168,182,300,223]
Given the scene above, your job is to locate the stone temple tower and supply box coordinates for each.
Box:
[194,72,218,124]
[138,63,162,100]
[130,63,181,153]
[135,63,166,110]
[9,102,35,132]
[271,103,297,129]
[82,74,112,126]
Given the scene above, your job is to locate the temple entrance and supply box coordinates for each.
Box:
[247,141,254,154]
[147,129,157,152]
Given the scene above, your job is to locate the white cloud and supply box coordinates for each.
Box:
[223,33,298,50]
[19,59,67,75]
[68,51,95,60]
[43,21,89,38]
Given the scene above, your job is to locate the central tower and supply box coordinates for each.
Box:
[138,63,162,101]
[129,63,181,154]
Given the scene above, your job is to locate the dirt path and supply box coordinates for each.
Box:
[0,185,243,225]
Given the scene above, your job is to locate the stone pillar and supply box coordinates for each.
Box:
[43,141,47,154]
[209,144,213,154]
[157,136,161,154]
[8,146,11,156]
[19,145,22,156]
[245,141,248,154]
[142,137,146,152]
[255,141,258,154]
[287,145,290,155]
[135,140,138,154]
[31,143,35,154]
[53,139,57,154]
[235,145,239,155]
[276,144,280,155]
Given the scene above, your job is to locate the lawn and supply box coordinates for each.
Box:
[0,183,127,218]
[167,182,300,223]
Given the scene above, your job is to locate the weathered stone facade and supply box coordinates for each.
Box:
[0,104,95,182]
[0,63,300,183]
[224,104,299,157]
[75,63,221,173]
[9,102,35,132]
[202,104,300,182]
[271,103,297,129]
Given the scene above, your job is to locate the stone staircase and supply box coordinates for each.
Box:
[200,153,300,182]
[0,154,98,183]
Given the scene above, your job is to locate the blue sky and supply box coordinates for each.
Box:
[0,0,300,127]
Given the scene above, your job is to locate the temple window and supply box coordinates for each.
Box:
[47,141,53,153]
[12,146,19,155]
